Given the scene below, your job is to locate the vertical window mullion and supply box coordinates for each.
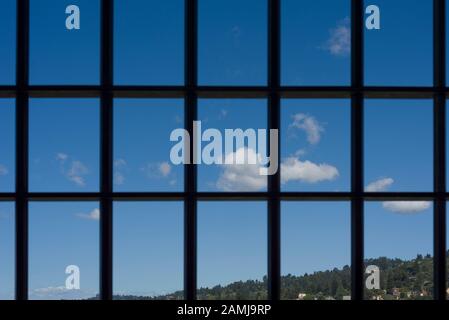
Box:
[15,0,30,302]
[268,0,281,301]
[433,0,447,301]
[351,0,364,301]
[100,0,114,300]
[185,0,198,301]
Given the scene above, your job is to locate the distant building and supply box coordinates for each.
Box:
[342,296,351,300]
[297,293,307,300]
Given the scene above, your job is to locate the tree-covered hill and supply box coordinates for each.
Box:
[109,252,448,301]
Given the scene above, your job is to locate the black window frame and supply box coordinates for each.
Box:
[0,0,446,300]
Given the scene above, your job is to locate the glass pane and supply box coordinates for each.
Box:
[199,0,267,85]
[0,202,14,300]
[282,0,350,85]
[282,202,351,301]
[198,99,267,192]
[281,99,350,192]
[0,99,15,192]
[29,99,100,192]
[0,0,15,84]
[198,202,267,300]
[365,201,433,300]
[113,202,183,299]
[114,0,184,85]
[29,202,99,300]
[30,0,100,84]
[114,99,183,192]
[365,100,432,192]
[364,0,432,86]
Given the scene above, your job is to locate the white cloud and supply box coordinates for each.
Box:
[32,286,67,294]
[56,153,68,162]
[216,148,267,191]
[56,153,89,187]
[159,162,172,177]
[365,178,394,192]
[365,177,430,214]
[294,149,307,157]
[113,159,127,186]
[141,161,176,185]
[323,17,350,57]
[216,148,339,191]
[0,164,8,176]
[30,286,95,300]
[76,208,100,221]
[382,201,431,214]
[114,159,127,168]
[290,113,324,145]
[67,160,88,187]
[174,115,183,124]
[114,172,125,186]
[281,157,339,184]
[219,109,228,119]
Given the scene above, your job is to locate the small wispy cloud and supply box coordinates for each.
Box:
[76,208,100,221]
[174,115,183,124]
[0,164,8,176]
[56,153,68,162]
[294,149,307,158]
[114,158,127,186]
[32,286,68,294]
[219,109,228,119]
[365,178,394,192]
[322,17,350,57]
[114,159,126,167]
[290,113,324,145]
[29,286,95,300]
[382,201,431,214]
[56,153,89,187]
[158,162,172,177]
[141,161,176,186]
[114,172,125,186]
[67,161,88,186]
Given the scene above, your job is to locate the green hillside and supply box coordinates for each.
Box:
[110,253,448,300]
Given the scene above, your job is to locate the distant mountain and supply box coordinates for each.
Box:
[107,252,449,301]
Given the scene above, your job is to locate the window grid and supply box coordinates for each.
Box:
[0,0,446,300]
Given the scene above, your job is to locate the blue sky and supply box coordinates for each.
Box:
[0,0,446,300]
[115,0,184,85]
[198,202,267,291]
[29,99,100,192]
[114,99,184,191]
[113,202,183,298]
[282,0,350,85]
